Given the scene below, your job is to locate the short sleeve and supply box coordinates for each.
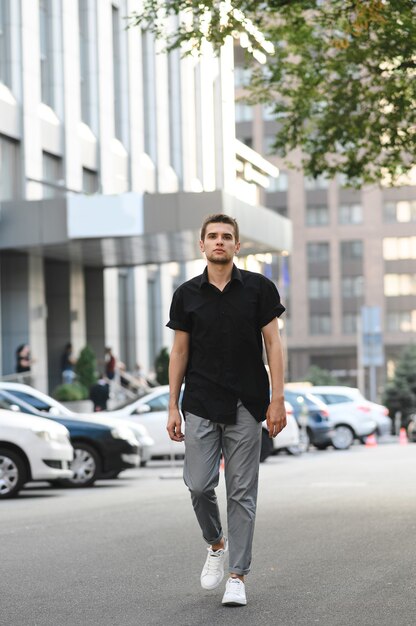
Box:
[166,287,192,332]
[258,277,286,328]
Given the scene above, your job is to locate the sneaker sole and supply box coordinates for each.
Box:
[222,600,247,607]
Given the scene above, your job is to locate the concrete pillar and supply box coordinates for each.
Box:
[85,267,105,369]
[44,259,71,392]
[28,255,48,391]
[0,252,30,376]
[133,266,150,375]
[70,262,87,354]
[104,267,120,363]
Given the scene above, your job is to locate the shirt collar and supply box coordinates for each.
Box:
[199,264,243,289]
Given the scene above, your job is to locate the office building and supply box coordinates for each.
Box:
[0,0,290,392]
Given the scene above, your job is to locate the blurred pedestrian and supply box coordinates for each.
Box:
[104,347,116,380]
[89,374,110,412]
[61,342,76,384]
[167,214,286,607]
[15,344,34,374]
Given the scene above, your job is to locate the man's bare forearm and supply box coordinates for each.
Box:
[168,331,190,409]
[262,319,285,400]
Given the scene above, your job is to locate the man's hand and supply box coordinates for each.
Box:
[266,398,287,438]
[167,407,185,442]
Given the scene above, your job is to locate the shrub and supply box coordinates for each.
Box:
[52,383,88,401]
[155,347,170,385]
[75,345,98,390]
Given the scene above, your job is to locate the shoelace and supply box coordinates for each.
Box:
[205,549,224,571]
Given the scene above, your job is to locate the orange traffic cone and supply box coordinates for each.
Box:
[365,433,378,447]
[220,456,225,471]
[399,427,408,446]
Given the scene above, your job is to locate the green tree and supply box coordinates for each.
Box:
[383,345,416,427]
[154,347,170,385]
[75,346,98,395]
[305,365,338,386]
[129,0,416,186]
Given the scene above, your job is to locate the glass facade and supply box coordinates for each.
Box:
[0,0,10,87]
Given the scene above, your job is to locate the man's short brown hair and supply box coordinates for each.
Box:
[200,214,239,242]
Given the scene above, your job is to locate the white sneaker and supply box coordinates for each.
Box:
[200,538,228,590]
[222,577,247,606]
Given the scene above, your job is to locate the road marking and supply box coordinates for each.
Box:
[310,482,368,488]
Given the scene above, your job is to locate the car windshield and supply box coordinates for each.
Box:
[315,394,352,405]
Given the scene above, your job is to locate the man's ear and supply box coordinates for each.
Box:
[199,239,205,254]
[235,241,241,254]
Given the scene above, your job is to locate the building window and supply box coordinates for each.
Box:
[341,276,364,297]
[112,5,122,140]
[306,205,329,226]
[168,48,183,183]
[0,0,11,87]
[384,274,416,297]
[79,0,91,125]
[341,240,363,260]
[0,134,19,200]
[304,175,329,190]
[342,313,358,334]
[267,172,288,192]
[339,204,362,224]
[262,104,275,121]
[263,135,276,154]
[42,151,63,198]
[234,66,251,88]
[309,315,331,335]
[39,0,54,108]
[240,137,253,148]
[383,237,416,260]
[308,277,330,299]
[82,167,99,194]
[141,29,157,161]
[235,103,253,122]
[307,242,329,263]
[384,200,416,223]
[386,311,416,333]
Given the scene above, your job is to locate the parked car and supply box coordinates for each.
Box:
[0,409,73,498]
[310,386,391,437]
[0,390,140,487]
[104,385,300,462]
[260,400,300,461]
[284,389,334,450]
[297,386,377,449]
[0,382,154,466]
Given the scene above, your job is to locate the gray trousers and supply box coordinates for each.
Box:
[183,401,262,576]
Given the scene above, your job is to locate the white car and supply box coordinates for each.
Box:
[0,409,73,498]
[0,382,154,466]
[261,400,301,460]
[308,386,380,448]
[107,386,300,461]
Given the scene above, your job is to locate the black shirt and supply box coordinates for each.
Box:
[167,265,285,424]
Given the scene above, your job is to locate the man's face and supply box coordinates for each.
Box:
[199,222,240,264]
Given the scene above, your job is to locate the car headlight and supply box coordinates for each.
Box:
[111,427,137,442]
[35,430,60,442]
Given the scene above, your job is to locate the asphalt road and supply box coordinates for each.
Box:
[1,442,416,626]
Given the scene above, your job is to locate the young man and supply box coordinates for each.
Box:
[167,214,286,607]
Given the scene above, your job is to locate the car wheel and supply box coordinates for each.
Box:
[140,460,147,467]
[0,449,27,499]
[332,425,354,450]
[60,443,100,487]
[260,429,273,462]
